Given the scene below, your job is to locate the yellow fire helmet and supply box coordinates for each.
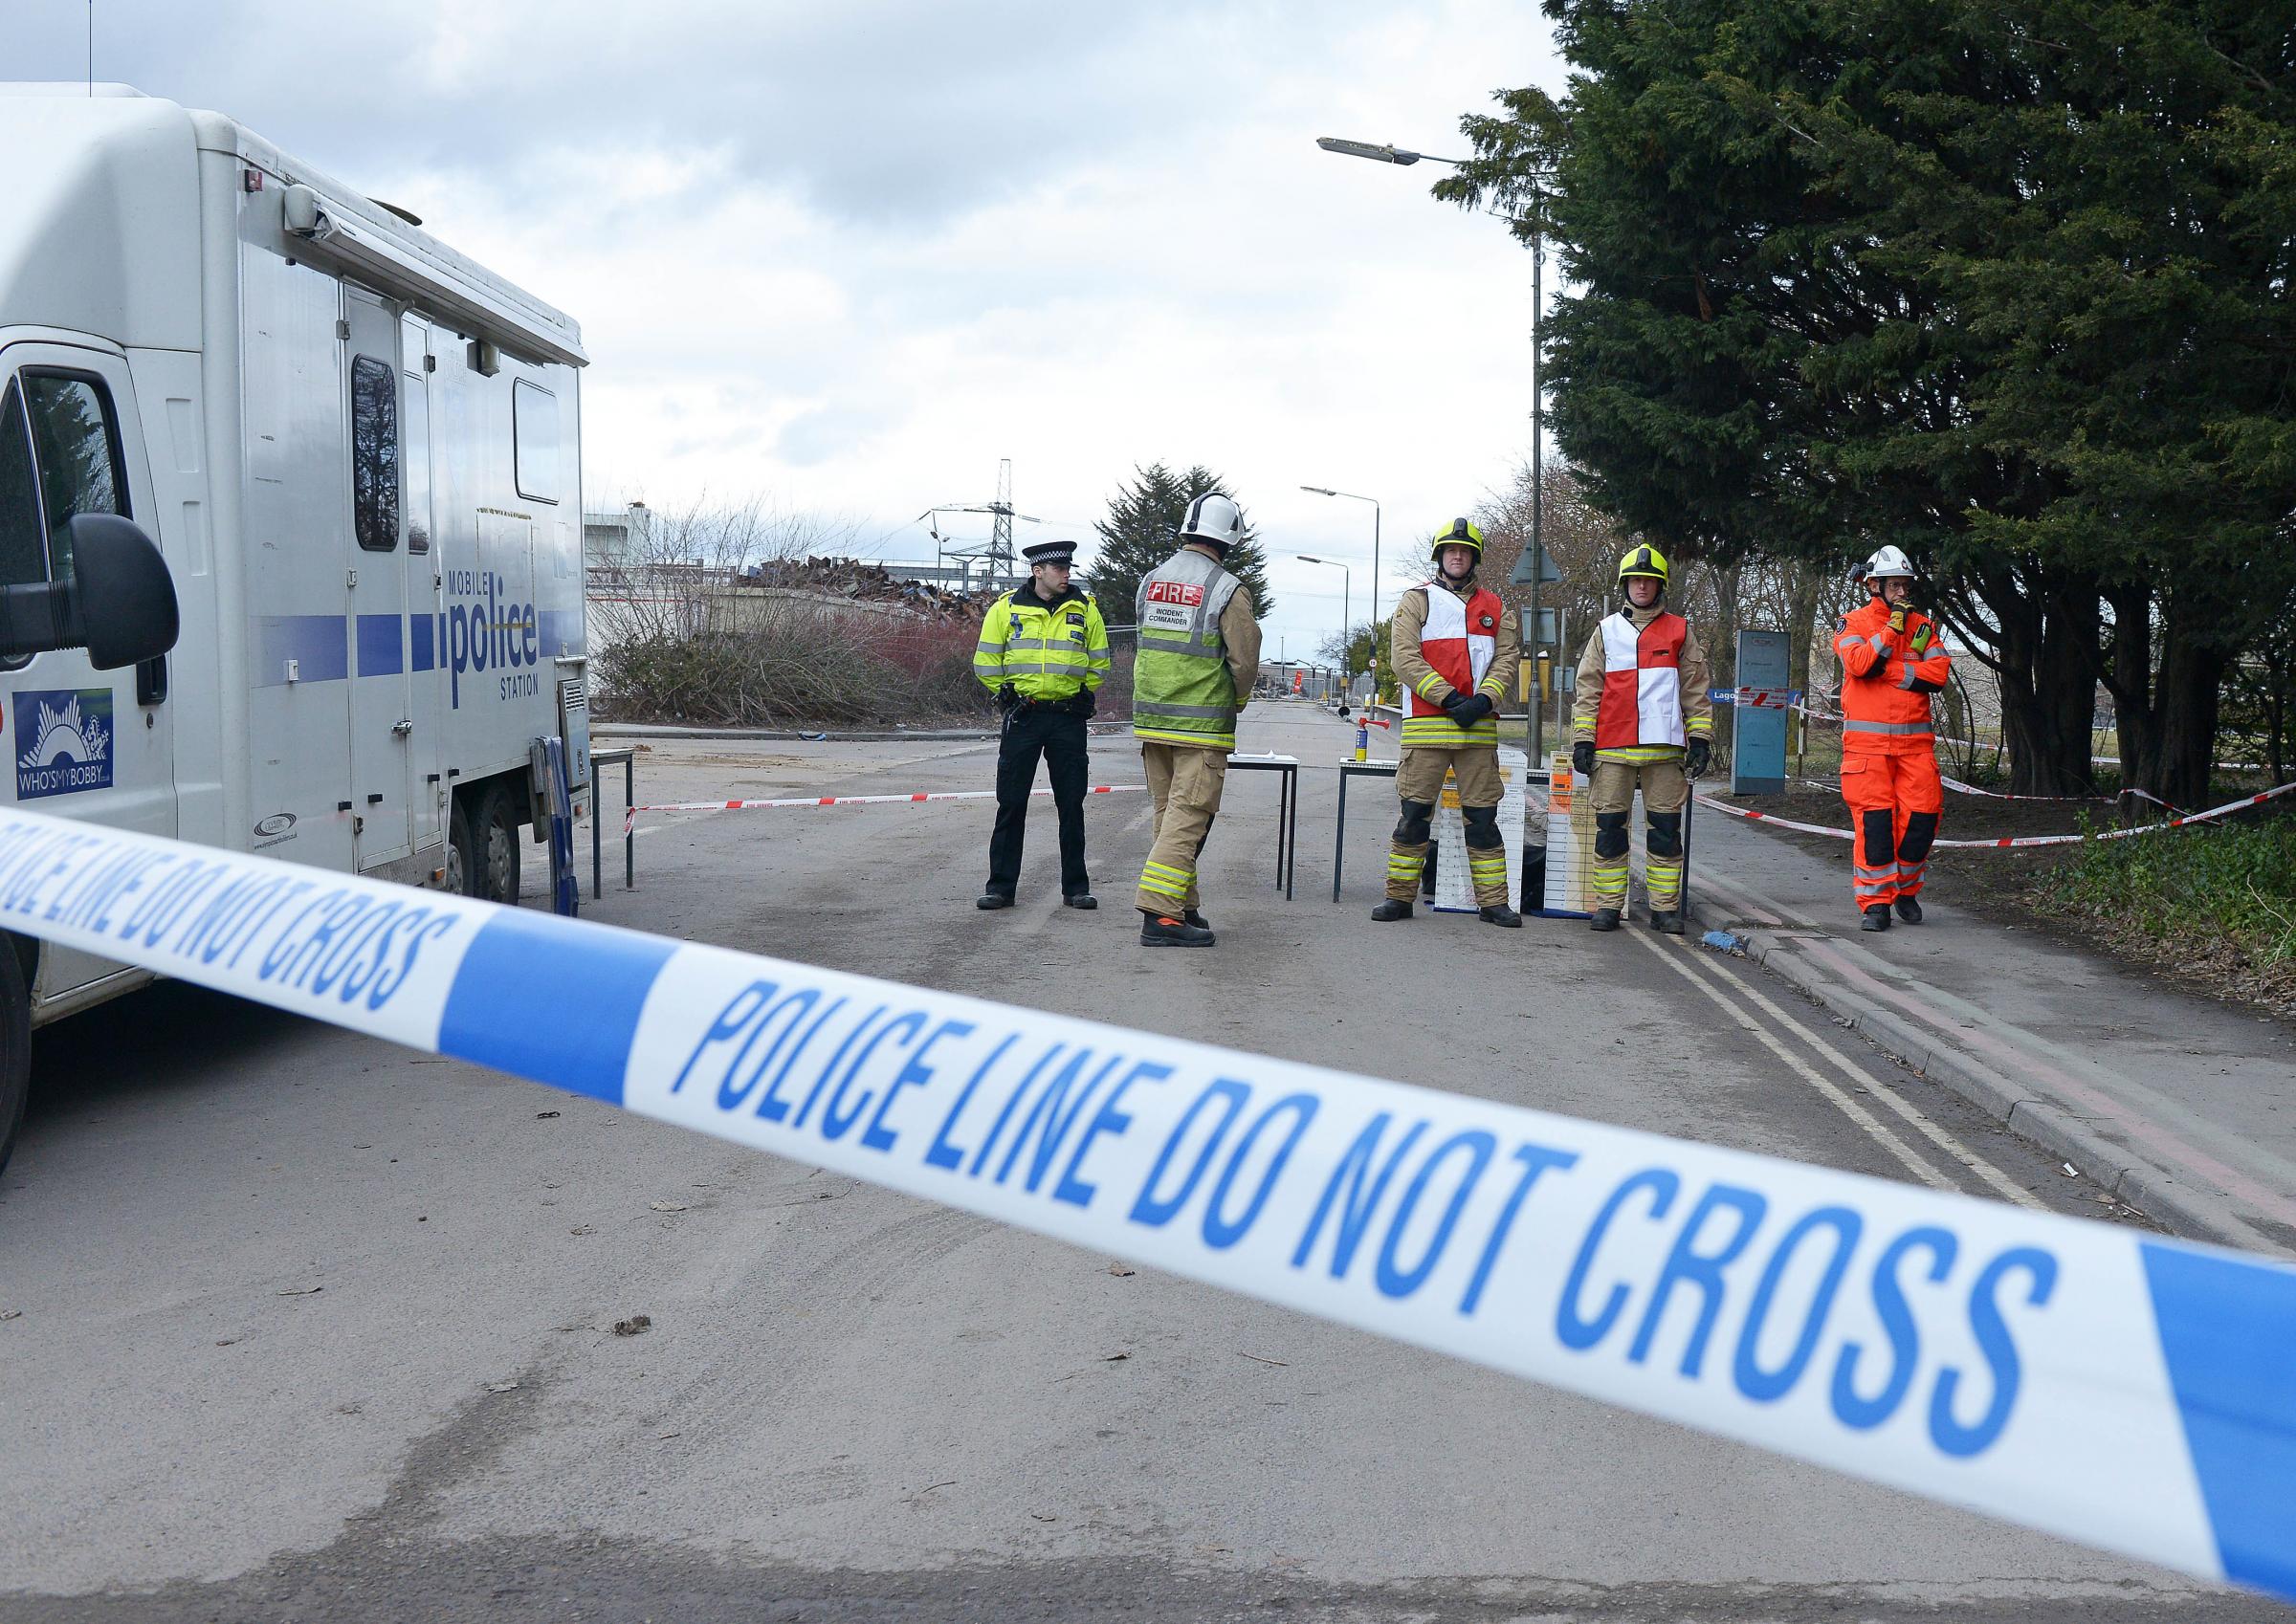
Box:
[1430,516,1484,563]
[1617,542,1669,586]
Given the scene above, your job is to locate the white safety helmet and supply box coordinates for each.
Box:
[1861,544,1916,586]
[1178,492,1246,554]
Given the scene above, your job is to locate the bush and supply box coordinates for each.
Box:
[594,610,997,729]
[2032,812,2296,1008]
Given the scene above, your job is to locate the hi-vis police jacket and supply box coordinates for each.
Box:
[973,584,1111,701]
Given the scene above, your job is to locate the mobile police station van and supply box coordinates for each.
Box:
[0,84,591,1170]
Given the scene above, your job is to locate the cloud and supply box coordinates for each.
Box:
[1,0,1568,656]
[776,403,897,469]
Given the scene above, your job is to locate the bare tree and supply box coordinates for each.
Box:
[585,494,863,650]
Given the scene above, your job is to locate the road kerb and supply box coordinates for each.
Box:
[1686,888,2281,1254]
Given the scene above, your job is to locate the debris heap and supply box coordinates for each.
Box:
[742,557,1006,620]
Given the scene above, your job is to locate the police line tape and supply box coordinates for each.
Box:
[4,805,2294,1600]
[625,783,1147,833]
[1695,779,2296,848]
[1710,688,1801,710]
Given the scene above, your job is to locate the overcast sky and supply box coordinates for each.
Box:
[5,1,1563,660]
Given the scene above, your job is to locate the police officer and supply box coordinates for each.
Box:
[1373,518,1522,926]
[1570,544,1712,933]
[974,538,1111,911]
[1132,493,1261,946]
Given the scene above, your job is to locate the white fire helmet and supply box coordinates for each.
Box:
[1861,544,1916,586]
[1178,492,1246,553]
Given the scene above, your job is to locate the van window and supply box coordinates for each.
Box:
[513,380,557,504]
[21,372,128,583]
[0,383,44,587]
[350,354,400,552]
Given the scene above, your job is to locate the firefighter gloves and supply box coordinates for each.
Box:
[1446,692,1495,728]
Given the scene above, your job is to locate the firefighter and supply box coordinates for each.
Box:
[973,538,1112,911]
[1132,493,1262,946]
[1832,545,1951,931]
[1372,518,1522,926]
[1570,544,1712,933]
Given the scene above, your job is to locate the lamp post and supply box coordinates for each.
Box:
[1301,486,1380,693]
[1295,554,1351,695]
[1318,135,1550,760]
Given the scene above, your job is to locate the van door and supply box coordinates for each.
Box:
[0,341,177,998]
[342,288,413,870]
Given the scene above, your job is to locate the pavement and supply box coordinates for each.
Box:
[1687,795,2296,1255]
[3,698,2288,1622]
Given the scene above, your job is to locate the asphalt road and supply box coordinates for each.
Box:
[3,701,2281,1623]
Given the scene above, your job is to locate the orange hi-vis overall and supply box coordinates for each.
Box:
[1832,599,1953,911]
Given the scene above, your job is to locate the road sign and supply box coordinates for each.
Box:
[1510,545,1560,586]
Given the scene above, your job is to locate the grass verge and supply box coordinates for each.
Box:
[2026,812,2296,1018]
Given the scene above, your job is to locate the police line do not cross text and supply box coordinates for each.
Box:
[0,803,2284,1602]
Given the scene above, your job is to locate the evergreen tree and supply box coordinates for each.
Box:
[1439,0,2296,802]
[1087,462,1273,625]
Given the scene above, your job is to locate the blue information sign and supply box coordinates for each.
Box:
[1732,629,1791,794]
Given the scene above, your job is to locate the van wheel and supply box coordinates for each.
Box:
[0,943,34,1180]
[448,793,478,897]
[477,782,523,905]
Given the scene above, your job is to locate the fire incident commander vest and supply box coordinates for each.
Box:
[1133,549,1242,751]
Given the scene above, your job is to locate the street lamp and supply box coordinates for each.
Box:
[1301,486,1381,692]
[1319,134,1553,761]
[1295,554,1351,698]
[1314,138,1472,166]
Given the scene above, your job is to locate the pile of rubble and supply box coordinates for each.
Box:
[741,556,1005,620]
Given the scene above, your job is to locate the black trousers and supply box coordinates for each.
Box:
[986,703,1091,897]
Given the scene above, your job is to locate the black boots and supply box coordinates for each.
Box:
[1141,913,1215,947]
[1894,894,1923,924]
[976,891,1014,911]
[1589,908,1622,932]
[1064,894,1098,910]
[1649,910,1684,934]
[1376,899,1518,926]
[1862,904,1892,933]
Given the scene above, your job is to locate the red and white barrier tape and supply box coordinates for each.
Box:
[1694,799,1863,841]
[1941,776,2187,815]
[1789,707,2266,778]
[626,783,1145,834]
[1695,779,2296,849]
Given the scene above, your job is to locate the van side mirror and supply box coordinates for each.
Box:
[0,514,181,670]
